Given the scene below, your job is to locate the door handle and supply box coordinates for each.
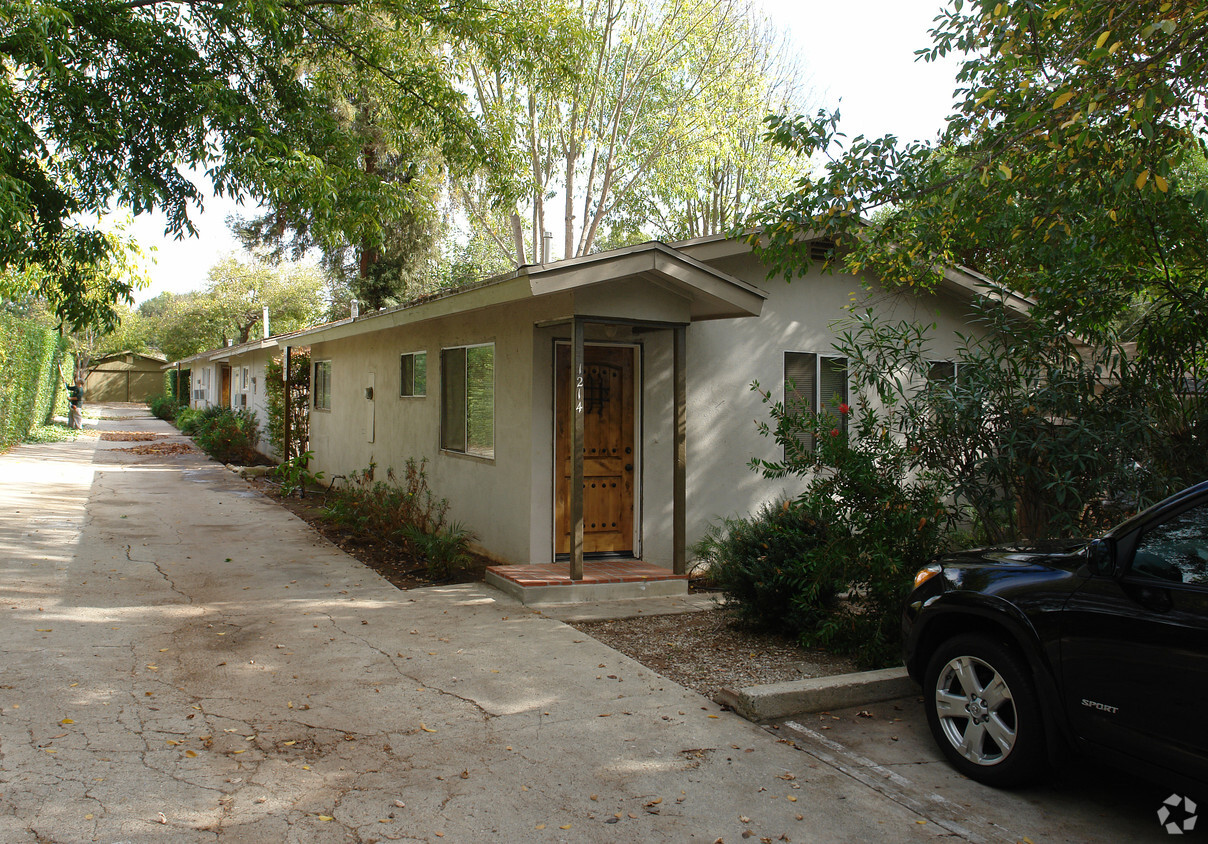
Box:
[625,464,633,472]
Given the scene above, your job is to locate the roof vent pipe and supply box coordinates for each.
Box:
[262,305,270,339]
[351,299,360,318]
[227,339,234,346]
[542,231,553,264]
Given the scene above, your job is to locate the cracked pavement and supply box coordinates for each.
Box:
[2,407,956,843]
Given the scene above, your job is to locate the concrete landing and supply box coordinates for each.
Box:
[485,559,688,604]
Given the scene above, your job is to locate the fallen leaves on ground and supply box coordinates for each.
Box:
[100,432,166,442]
[112,442,196,456]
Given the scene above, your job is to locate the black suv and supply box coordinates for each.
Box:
[902,481,1208,791]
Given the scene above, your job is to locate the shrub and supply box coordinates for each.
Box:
[192,407,260,464]
[693,500,842,638]
[401,521,476,580]
[148,394,179,421]
[176,405,261,463]
[735,384,947,669]
[273,451,324,497]
[0,311,70,450]
[323,458,476,579]
[175,406,202,435]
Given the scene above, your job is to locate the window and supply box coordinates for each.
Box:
[313,360,332,410]
[784,351,848,454]
[400,351,427,397]
[240,367,249,391]
[927,360,957,385]
[441,344,494,458]
[1131,503,1208,586]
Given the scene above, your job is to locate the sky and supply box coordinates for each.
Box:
[121,0,961,305]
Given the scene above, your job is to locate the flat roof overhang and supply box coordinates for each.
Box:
[276,241,767,348]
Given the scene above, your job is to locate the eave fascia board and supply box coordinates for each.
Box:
[275,275,533,347]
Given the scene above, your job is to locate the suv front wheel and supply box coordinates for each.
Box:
[923,633,1047,787]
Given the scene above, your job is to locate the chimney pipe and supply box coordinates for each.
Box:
[262,305,270,339]
[351,299,360,318]
[542,231,553,264]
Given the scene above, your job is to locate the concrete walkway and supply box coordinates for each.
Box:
[0,407,956,842]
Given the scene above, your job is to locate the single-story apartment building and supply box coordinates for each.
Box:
[276,234,1006,574]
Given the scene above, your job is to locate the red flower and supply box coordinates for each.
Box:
[838,402,850,415]
[830,428,840,437]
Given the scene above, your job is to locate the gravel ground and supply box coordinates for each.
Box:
[569,609,857,701]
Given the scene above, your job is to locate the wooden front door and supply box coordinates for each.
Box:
[220,365,232,408]
[555,344,636,556]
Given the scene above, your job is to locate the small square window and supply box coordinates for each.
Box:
[400,351,427,397]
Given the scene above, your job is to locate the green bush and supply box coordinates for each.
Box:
[191,407,260,464]
[0,311,70,450]
[401,521,475,580]
[693,500,842,638]
[148,394,179,421]
[323,458,476,579]
[175,406,203,435]
[273,450,324,497]
[734,385,947,669]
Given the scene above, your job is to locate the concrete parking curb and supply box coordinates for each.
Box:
[715,667,917,722]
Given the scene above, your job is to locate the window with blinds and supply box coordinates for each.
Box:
[784,351,848,455]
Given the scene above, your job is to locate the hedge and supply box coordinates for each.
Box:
[0,312,72,450]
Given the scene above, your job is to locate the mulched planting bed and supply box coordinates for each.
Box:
[248,478,492,590]
[569,611,857,700]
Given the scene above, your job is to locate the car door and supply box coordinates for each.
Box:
[1060,499,1208,781]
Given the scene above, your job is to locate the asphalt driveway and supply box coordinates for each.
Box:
[1,407,947,843]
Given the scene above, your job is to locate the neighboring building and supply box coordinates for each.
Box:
[275,236,1000,571]
[166,347,229,411]
[84,351,168,403]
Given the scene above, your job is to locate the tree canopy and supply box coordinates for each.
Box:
[753,0,1208,338]
[453,0,811,270]
[752,0,1208,526]
[1,0,574,326]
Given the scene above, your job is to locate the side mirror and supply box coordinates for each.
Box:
[1087,538,1114,574]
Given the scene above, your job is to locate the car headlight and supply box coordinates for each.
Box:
[913,563,943,589]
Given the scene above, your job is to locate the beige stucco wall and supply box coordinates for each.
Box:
[222,346,277,459]
[308,298,557,564]
[638,251,990,566]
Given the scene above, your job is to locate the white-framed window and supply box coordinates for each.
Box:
[240,366,249,391]
[440,344,494,458]
[194,367,210,403]
[784,351,848,455]
[400,351,427,397]
[313,360,332,411]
